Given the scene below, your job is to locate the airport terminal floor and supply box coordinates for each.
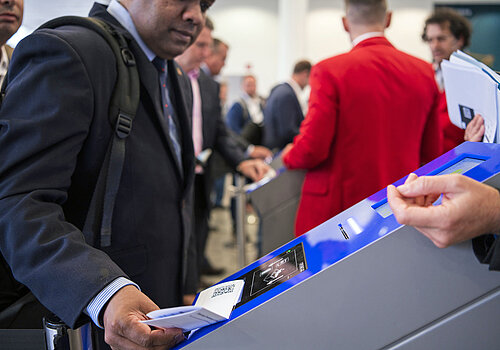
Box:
[201,195,260,289]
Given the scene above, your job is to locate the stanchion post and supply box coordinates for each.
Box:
[234,174,247,268]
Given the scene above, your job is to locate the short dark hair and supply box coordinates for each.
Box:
[345,0,387,25]
[293,60,312,74]
[205,16,214,31]
[422,8,472,48]
[212,38,229,53]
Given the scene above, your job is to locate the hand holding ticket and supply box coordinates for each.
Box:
[141,280,244,332]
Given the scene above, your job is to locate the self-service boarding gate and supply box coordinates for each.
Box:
[178,142,500,350]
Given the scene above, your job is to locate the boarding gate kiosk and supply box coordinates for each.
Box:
[177,142,500,349]
[247,154,304,256]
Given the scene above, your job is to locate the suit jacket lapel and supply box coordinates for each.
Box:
[167,60,195,191]
[198,71,210,149]
[92,6,187,181]
[133,48,179,162]
[285,82,303,115]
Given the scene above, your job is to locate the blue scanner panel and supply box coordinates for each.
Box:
[178,141,500,348]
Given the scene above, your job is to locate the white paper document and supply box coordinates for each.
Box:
[141,280,244,332]
[442,59,498,143]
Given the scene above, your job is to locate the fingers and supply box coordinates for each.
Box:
[238,160,270,181]
[404,173,418,184]
[254,161,270,180]
[252,146,272,159]
[387,184,408,221]
[106,325,184,350]
[106,316,184,349]
[396,174,464,198]
[102,286,185,349]
[404,173,425,206]
[392,196,445,228]
[464,114,485,142]
[282,143,293,156]
[183,294,196,306]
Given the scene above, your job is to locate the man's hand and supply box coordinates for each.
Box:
[237,159,270,182]
[464,114,485,142]
[183,294,196,306]
[281,143,293,159]
[249,145,272,160]
[387,174,500,248]
[103,285,185,349]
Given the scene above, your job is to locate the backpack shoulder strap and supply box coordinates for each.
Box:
[38,16,140,247]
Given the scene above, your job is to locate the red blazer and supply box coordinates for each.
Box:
[439,91,465,153]
[283,37,443,236]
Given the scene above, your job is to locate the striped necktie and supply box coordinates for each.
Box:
[152,57,183,172]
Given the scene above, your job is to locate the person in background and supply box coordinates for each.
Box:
[0,0,23,85]
[263,59,312,151]
[175,19,269,281]
[201,37,228,78]
[226,74,266,145]
[283,0,442,237]
[422,7,472,153]
[387,173,500,271]
[202,37,231,209]
[0,1,216,348]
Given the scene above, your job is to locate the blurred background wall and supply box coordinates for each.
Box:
[13,0,500,100]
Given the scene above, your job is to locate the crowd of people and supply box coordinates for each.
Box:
[0,0,498,349]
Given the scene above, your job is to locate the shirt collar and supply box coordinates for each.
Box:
[0,45,9,86]
[188,68,200,80]
[287,78,302,94]
[200,62,211,76]
[107,0,156,62]
[351,32,384,47]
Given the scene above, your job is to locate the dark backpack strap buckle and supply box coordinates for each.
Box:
[115,113,133,139]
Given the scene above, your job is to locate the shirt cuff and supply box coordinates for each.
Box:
[86,277,140,328]
[245,144,255,157]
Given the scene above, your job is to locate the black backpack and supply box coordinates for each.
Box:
[39,16,140,248]
[0,16,139,328]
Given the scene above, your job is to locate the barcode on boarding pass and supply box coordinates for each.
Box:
[212,284,235,298]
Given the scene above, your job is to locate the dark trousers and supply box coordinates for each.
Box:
[194,175,210,273]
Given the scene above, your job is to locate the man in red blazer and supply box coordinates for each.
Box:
[283,0,443,236]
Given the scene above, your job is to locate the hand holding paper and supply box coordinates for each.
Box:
[141,280,244,332]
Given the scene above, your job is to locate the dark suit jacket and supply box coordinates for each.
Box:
[179,69,245,207]
[473,235,500,271]
[263,82,304,151]
[0,4,196,328]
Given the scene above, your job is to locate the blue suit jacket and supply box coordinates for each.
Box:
[263,82,304,150]
[0,4,196,327]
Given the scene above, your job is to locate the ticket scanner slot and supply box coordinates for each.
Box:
[178,142,500,350]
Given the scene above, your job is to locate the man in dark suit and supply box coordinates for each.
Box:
[226,74,266,145]
[176,20,269,283]
[263,60,311,151]
[0,0,215,348]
